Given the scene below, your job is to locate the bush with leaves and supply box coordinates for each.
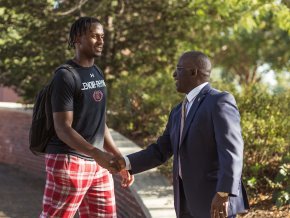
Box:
[107,70,181,145]
[237,85,289,203]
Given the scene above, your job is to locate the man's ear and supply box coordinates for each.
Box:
[74,35,81,44]
[191,69,197,77]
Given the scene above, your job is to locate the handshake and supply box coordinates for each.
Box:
[95,151,134,187]
[108,156,127,174]
[107,156,134,188]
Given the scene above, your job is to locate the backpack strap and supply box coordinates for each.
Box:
[54,64,82,97]
[93,64,104,77]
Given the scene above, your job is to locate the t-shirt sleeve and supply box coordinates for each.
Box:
[50,68,75,112]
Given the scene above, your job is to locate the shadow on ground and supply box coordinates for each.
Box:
[0,163,45,218]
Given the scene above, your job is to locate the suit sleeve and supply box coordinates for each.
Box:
[213,92,244,196]
[128,110,174,174]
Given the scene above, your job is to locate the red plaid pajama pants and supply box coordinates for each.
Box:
[40,154,116,218]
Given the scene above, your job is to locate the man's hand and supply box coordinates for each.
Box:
[119,170,134,188]
[210,193,229,218]
[109,156,126,173]
[109,156,134,187]
[91,150,120,173]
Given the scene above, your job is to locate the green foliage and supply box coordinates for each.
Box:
[199,81,290,207]
[0,0,188,101]
[272,154,290,207]
[1,0,289,101]
[0,0,74,101]
[218,83,289,206]
[108,68,181,141]
[180,0,290,84]
[238,85,289,163]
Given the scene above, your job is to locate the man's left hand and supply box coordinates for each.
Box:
[210,193,229,218]
[119,169,134,188]
[109,156,126,173]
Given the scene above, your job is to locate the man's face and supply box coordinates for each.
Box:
[78,23,104,57]
[173,54,195,94]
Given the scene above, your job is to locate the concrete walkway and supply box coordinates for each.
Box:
[0,131,175,218]
[110,130,175,218]
[0,102,175,218]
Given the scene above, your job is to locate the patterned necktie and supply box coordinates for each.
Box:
[179,96,188,179]
[179,96,188,144]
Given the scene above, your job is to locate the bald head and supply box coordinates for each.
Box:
[174,51,212,93]
[182,51,211,78]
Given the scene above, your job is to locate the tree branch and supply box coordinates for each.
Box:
[54,0,89,16]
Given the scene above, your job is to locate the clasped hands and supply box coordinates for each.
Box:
[94,150,133,187]
[109,156,134,188]
[101,154,133,188]
[109,156,126,173]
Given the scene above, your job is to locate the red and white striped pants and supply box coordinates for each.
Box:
[40,154,116,218]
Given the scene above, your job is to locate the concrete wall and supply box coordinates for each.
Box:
[0,109,148,218]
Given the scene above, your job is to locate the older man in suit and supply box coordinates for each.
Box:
[112,51,249,218]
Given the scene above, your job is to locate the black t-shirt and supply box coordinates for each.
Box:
[45,60,107,159]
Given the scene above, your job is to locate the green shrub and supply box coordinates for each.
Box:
[107,71,180,144]
[272,154,290,207]
[212,82,289,206]
[239,85,288,193]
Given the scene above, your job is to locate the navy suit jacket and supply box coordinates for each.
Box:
[128,84,249,218]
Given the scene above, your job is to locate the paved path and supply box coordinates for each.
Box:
[0,131,176,218]
[0,163,44,218]
[0,103,175,218]
[0,130,176,218]
[110,130,175,218]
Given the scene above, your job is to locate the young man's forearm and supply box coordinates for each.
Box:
[55,125,103,158]
[103,124,122,157]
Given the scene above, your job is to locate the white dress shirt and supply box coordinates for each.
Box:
[184,82,208,116]
[124,82,209,170]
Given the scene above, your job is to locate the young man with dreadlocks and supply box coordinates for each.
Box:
[40,17,133,218]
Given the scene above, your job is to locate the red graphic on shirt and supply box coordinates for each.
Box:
[93,90,103,102]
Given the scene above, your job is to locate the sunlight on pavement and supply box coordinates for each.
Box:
[0,211,9,218]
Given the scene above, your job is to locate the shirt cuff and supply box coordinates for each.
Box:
[217,192,229,197]
[123,156,131,170]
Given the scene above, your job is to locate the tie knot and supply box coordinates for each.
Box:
[182,97,188,114]
[182,97,188,106]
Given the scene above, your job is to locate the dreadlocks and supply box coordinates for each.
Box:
[68,17,101,49]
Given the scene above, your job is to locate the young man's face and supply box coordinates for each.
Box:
[77,23,104,58]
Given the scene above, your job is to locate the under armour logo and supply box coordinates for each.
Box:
[90,73,95,78]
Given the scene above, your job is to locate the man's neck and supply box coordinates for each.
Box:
[73,55,94,67]
[186,82,208,99]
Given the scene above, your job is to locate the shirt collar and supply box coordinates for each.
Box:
[186,82,208,103]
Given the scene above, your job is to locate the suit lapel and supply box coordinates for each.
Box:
[180,84,211,145]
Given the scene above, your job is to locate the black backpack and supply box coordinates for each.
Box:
[29,64,81,155]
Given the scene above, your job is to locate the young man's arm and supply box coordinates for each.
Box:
[103,124,122,156]
[104,124,134,187]
[53,111,116,172]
